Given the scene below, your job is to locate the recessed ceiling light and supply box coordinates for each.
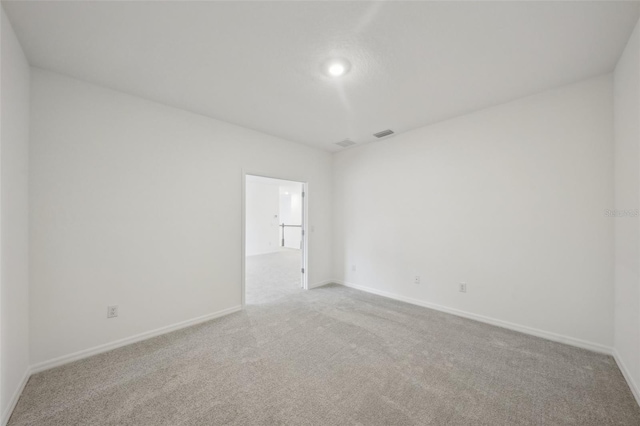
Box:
[329,63,345,76]
[323,58,351,77]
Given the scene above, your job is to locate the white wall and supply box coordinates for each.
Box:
[333,75,614,351]
[29,69,332,366]
[0,6,30,422]
[614,17,640,403]
[245,178,279,256]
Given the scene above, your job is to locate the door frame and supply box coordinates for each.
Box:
[241,171,309,308]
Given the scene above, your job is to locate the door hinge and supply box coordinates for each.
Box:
[302,191,305,198]
[302,229,305,236]
[301,268,305,274]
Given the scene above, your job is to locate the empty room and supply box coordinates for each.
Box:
[2,1,640,425]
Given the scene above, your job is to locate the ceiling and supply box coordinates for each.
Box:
[3,1,639,152]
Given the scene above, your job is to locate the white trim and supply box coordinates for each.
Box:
[30,305,242,374]
[613,349,640,407]
[301,181,309,290]
[336,280,612,355]
[1,368,31,426]
[241,170,247,308]
[308,280,333,289]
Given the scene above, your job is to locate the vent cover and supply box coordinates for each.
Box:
[373,129,394,138]
[335,139,356,148]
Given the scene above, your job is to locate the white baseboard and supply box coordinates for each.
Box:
[613,349,640,407]
[336,280,612,355]
[30,305,242,374]
[308,280,333,289]
[2,368,31,426]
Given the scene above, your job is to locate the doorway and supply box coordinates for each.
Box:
[243,174,307,305]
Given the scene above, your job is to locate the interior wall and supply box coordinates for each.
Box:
[29,68,332,366]
[0,6,30,421]
[613,17,640,402]
[333,75,614,351]
[245,179,279,256]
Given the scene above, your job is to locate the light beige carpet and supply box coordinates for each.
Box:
[245,249,302,304]
[9,283,640,425]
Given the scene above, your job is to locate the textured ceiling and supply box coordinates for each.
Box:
[3,1,639,152]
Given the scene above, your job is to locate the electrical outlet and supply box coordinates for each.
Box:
[414,275,420,285]
[107,305,118,318]
[459,283,467,293]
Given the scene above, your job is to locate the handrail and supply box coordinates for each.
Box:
[280,223,302,247]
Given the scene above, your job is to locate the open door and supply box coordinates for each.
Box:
[243,174,308,306]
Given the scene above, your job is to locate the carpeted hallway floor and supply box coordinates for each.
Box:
[245,249,302,304]
[9,283,640,425]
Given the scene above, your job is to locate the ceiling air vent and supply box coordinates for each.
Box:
[335,139,356,148]
[373,129,394,138]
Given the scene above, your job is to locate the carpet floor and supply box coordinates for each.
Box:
[245,249,302,305]
[9,284,640,425]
